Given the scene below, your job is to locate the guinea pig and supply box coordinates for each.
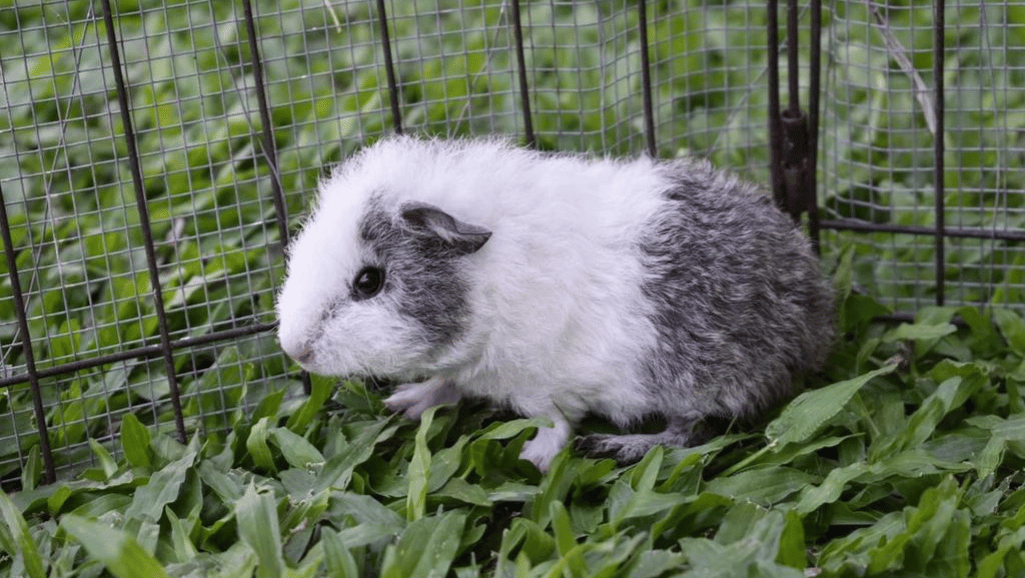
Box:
[276,136,835,471]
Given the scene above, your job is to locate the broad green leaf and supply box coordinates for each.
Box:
[832,244,856,304]
[628,445,663,492]
[766,365,897,448]
[608,481,690,526]
[479,417,554,440]
[973,414,1025,477]
[715,501,769,544]
[978,522,1025,578]
[817,511,906,574]
[251,387,288,423]
[795,462,870,513]
[0,490,46,578]
[871,376,974,460]
[315,419,398,493]
[381,511,466,578]
[197,460,244,503]
[247,417,277,472]
[270,427,325,469]
[500,518,556,566]
[89,439,119,479]
[322,527,360,578]
[21,445,41,492]
[867,477,964,575]
[776,509,806,569]
[528,450,575,528]
[329,492,406,530]
[896,321,957,343]
[704,467,818,506]
[165,507,199,563]
[124,445,198,522]
[550,500,576,558]
[434,476,493,506]
[427,437,469,493]
[236,484,284,578]
[842,294,891,334]
[994,308,1025,356]
[286,375,334,434]
[677,533,804,578]
[62,515,170,578]
[121,413,152,469]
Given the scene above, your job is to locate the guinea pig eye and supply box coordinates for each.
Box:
[352,266,385,300]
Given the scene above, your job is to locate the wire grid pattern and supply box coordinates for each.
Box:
[1,0,1023,482]
[0,0,298,480]
[820,1,1025,312]
[650,1,776,182]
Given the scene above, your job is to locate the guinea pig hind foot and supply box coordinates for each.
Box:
[575,419,707,466]
[383,377,461,420]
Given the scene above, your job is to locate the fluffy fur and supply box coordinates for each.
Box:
[276,136,835,470]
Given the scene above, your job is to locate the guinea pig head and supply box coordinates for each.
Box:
[276,197,491,379]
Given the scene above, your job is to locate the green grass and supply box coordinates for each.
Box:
[7,285,1025,577]
[2,0,1025,576]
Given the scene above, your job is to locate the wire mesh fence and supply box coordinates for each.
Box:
[820,2,1025,314]
[1,0,1023,484]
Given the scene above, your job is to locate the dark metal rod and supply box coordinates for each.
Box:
[375,0,403,134]
[636,0,657,157]
[766,0,785,210]
[807,0,822,252]
[0,322,280,390]
[239,0,311,396]
[509,0,536,148]
[785,0,801,113]
[240,0,289,251]
[819,219,1025,242]
[933,0,946,306]
[875,312,967,328]
[99,0,187,443]
[0,184,57,484]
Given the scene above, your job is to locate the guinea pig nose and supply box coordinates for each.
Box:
[283,340,315,364]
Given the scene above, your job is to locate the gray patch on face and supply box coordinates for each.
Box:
[636,162,836,428]
[356,198,476,355]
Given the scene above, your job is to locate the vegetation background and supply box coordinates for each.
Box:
[1,0,1024,576]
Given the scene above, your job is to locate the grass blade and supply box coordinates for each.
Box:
[407,406,438,521]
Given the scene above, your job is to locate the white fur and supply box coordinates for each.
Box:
[277,137,676,470]
[383,377,461,419]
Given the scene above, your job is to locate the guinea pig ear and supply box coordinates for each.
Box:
[399,201,492,255]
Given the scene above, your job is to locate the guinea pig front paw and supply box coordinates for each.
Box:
[383,377,461,420]
[519,419,572,472]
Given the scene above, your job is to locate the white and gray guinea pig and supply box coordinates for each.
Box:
[276,136,835,471]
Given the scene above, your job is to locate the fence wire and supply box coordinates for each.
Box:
[1,0,1023,482]
[820,1,1025,313]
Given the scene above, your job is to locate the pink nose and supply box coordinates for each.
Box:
[283,341,315,364]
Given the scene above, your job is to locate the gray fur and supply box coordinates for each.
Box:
[356,200,486,355]
[576,159,835,463]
